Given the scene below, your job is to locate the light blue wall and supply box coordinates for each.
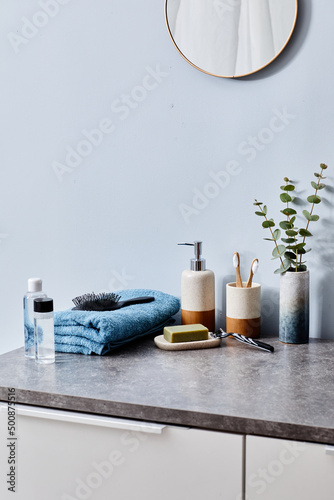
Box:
[1,0,333,354]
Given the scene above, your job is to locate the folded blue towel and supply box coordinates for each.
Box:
[54,289,180,355]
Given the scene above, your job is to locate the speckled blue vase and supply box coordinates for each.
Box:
[279,270,309,344]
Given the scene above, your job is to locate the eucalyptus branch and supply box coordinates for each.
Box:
[254,163,328,274]
[299,163,327,264]
[254,200,286,271]
[284,180,298,253]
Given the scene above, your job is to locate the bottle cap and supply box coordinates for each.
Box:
[34,297,53,313]
[178,241,206,271]
[28,278,43,292]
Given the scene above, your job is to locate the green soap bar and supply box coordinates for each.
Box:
[163,324,209,343]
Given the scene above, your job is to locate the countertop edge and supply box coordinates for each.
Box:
[1,388,333,446]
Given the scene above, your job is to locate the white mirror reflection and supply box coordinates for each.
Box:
[166,0,298,78]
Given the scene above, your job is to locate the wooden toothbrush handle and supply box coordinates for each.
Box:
[246,258,258,288]
[245,272,253,288]
[236,270,243,288]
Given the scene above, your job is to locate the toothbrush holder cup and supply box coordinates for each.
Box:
[226,282,261,339]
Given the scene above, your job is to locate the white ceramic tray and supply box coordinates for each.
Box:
[154,334,221,351]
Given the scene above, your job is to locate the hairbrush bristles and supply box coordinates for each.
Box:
[72,292,121,311]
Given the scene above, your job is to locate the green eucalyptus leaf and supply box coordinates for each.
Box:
[253,201,262,206]
[263,205,268,215]
[307,195,321,204]
[255,211,265,216]
[280,208,297,216]
[311,181,325,190]
[285,229,298,236]
[303,211,320,222]
[303,210,312,221]
[263,238,274,241]
[299,228,312,237]
[290,216,296,225]
[272,245,286,258]
[262,220,275,228]
[283,177,290,182]
[282,237,295,244]
[298,264,308,272]
[289,245,306,255]
[320,163,328,170]
[273,229,281,240]
[280,184,295,191]
[279,221,292,230]
[280,193,292,203]
[285,251,297,261]
[277,245,286,255]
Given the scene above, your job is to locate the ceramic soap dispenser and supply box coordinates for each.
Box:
[178,241,215,332]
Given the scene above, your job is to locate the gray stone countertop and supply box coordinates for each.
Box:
[0,336,334,445]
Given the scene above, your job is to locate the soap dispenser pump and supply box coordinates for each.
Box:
[178,241,215,332]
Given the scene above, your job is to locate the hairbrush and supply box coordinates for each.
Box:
[72,292,154,311]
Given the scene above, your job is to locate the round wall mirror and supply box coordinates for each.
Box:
[165,0,298,78]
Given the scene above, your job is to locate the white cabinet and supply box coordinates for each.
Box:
[245,435,334,500]
[2,401,334,499]
[0,403,244,500]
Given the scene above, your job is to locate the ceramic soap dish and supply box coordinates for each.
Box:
[154,335,221,351]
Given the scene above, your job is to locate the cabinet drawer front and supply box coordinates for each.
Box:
[0,403,243,500]
[246,435,334,500]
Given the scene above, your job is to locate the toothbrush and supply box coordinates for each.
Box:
[233,252,243,288]
[211,329,274,353]
[246,258,259,288]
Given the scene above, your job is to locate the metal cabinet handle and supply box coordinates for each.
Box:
[325,446,334,456]
[2,403,166,434]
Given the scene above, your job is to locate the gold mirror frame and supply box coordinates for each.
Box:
[165,0,298,78]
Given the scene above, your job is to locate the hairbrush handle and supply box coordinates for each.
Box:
[114,296,155,309]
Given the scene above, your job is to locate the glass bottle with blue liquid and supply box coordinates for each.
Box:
[23,278,47,358]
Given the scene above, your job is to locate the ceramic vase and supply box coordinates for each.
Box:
[279,270,309,344]
[226,282,261,338]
